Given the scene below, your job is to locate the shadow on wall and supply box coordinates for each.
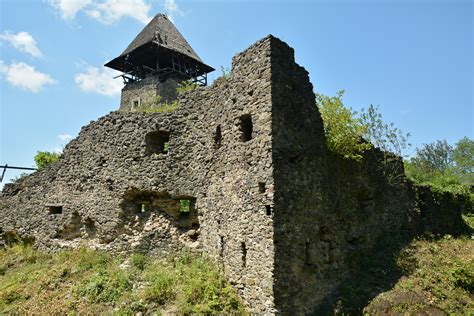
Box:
[314,191,472,315]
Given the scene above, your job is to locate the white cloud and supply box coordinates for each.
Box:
[87,0,152,24]
[74,65,123,97]
[164,0,183,22]
[49,0,93,21]
[58,134,73,141]
[49,0,152,24]
[0,60,56,92]
[0,31,43,58]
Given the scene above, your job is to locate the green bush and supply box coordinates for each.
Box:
[316,91,372,161]
[405,137,473,203]
[130,253,147,271]
[142,262,176,304]
[34,151,60,170]
[77,269,132,303]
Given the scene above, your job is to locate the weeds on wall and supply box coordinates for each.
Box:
[176,80,198,94]
[220,66,231,81]
[135,95,180,114]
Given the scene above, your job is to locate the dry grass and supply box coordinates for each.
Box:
[0,247,244,315]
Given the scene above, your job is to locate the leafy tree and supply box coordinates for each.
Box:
[405,137,473,197]
[360,104,411,156]
[411,140,454,174]
[452,137,474,176]
[316,90,372,161]
[34,151,60,170]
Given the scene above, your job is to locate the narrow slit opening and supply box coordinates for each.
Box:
[214,125,222,147]
[265,205,272,216]
[241,242,247,267]
[258,182,266,193]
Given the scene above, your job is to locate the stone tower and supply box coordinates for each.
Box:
[105,13,214,111]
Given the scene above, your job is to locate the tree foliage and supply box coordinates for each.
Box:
[405,137,473,196]
[34,151,60,170]
[452,137,474,175]
[360,104,411,156]
[316,90,372,161]
[410,140,453,174]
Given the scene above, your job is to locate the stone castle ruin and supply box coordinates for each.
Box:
[0,14,468,314]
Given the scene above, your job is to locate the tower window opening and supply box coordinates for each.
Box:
[132,98,140,110]
[214,125,222,147]
[145,131,170,154]
[238,114,253,142]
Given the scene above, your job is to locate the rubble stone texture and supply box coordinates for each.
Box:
[0,36,466,314]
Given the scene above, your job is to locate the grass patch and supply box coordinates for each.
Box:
[364,216,474,314]
[0,246,244,314]
[134,96,180,113]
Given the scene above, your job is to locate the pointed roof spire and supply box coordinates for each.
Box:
[121,14,202,62]
[105,13,213,83]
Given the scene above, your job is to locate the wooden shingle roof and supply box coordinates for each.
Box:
[119,13,203,62]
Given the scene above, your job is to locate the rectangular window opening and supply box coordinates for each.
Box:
[238,114,253,142]
[258,182,266,193]
[145,131,170,155]
[47,205,63,215]
[132,98,140,110]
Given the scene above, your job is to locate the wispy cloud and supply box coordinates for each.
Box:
[0,31,43,58]
[164,0,183,22]
[58,133,73,141]
[48,0,93,21]
[0,60,56,92]
[87,0,152,24]
[49,0,152,25]
[74,64,122,97]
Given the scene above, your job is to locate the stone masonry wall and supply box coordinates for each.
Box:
[1,38,276,313]
[267,37,463,313]
[120,77,179,111]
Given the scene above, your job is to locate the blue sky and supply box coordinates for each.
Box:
[0,0,472,185]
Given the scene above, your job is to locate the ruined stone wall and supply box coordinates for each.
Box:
[269,37,417,314]
[1,37,276,313]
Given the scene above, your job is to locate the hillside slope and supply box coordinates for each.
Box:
[0,247,244,314]
[0,218,472,315]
